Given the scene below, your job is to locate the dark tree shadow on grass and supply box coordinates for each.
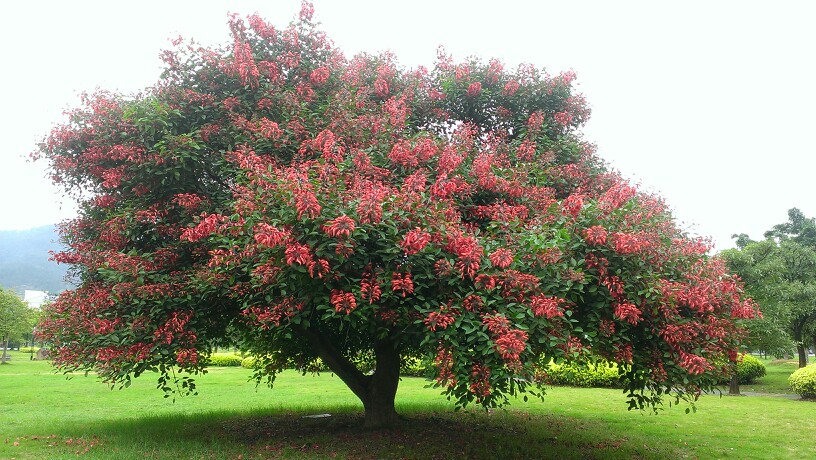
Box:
[52,407,674,460]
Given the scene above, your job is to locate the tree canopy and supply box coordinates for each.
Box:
[36,3,757,427]
[0,287,34,363]
[723,208,816,366]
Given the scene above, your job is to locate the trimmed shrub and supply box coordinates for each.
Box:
[543,360,623,388]
[736,354,766,384]
[19,347,41,353]
[789,364,816,399]
[205,353,243,367]
[241,356,257,369]
[715,354,767,385]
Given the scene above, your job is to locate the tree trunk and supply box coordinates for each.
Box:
[1,334,9,364]
[299,327,401,429]
[812,336,816,363]
[728,372,740,395]
[797,343,808,368]
[361,340,401,428]
[793,323,808,368]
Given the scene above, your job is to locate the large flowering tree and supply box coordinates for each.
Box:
[36,3,758,427]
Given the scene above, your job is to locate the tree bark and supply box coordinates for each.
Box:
[361,339,401,429]
[793,323,808,368]
[1,333,9,364]
[728,372,740,395]
[299,327,401,429]
[798,343,809,368]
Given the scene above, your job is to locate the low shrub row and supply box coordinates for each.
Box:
[237,354,433,377]
[542,360,623,388]
[204,353,243,367]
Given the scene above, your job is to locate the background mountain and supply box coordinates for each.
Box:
[0,225,70,295]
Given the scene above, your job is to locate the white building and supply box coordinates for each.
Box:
[23,290,50,309]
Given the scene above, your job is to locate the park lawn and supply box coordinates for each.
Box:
[1,351,814,459]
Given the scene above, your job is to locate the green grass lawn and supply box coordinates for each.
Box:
[1,351,814,459]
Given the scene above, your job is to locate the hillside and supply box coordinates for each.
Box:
[0,225,70,294]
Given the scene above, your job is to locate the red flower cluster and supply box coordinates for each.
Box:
[583,225,608,246]
[254,223,288,247]
[425,309,456,331]
[391,272,414,297]
[678,351,710,375]
[400,228,431,255]
[529,294,565,319]
[323,215,356,238]
[360,267,382,304]
[285,242,312,266]
[330,290,357,314]
[180,213,225,242]
[610,232,645,254]
[495,329,528,362]
[489,248,514,269]
[614,302,642,325]
[561,194,584,218]
[467,82,482,97]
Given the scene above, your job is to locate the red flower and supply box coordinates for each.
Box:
[361,268,382,304]
[529,295,564,319]
[391,272,414,297]
[294,190,321,219]
[561,194,584,218]
[310,66,330,85]
[467,82,482,97]
[502,80,519,96]
[482,314,510,334]
[489,248,514,269]
[678,351,710,375]
[307,258,330,279]
[425,310,456,331]
[285,242,312,266]
[323,215,356,238]
[331,290,357,314]
[400,228,431,255]
[554,111,573,126]
[610,232,643,254]
[614,302,642,325]
[254,223,288,248]
[495,329,528,362]
[583,225,608,246]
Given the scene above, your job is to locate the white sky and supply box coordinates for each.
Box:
[1,0,814,252]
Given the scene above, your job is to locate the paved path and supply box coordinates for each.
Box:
[738,391,800,400]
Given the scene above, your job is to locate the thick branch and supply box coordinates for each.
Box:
[297,325,370,401]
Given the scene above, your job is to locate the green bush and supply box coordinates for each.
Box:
[18,346,41,353]
[205,353,243,367]
[736,354,766,384]
[789,364,816,399]
[400,355,432,377]
[543,360,623,388]
[240,356,257,369]
[237,353,432,377]
[716,354,767,385]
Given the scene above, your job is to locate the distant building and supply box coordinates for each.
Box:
[23,290,51,309]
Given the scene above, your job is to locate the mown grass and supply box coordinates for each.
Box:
[1,351,814,459]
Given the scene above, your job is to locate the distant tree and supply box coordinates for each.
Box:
[0,287,33,363]
[35,4,757,427]
[764,208,816,247]
[724,209,816,367]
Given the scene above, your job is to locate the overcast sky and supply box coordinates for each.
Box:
[1,0,814,252]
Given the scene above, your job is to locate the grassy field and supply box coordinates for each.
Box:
[1,351,814,459]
